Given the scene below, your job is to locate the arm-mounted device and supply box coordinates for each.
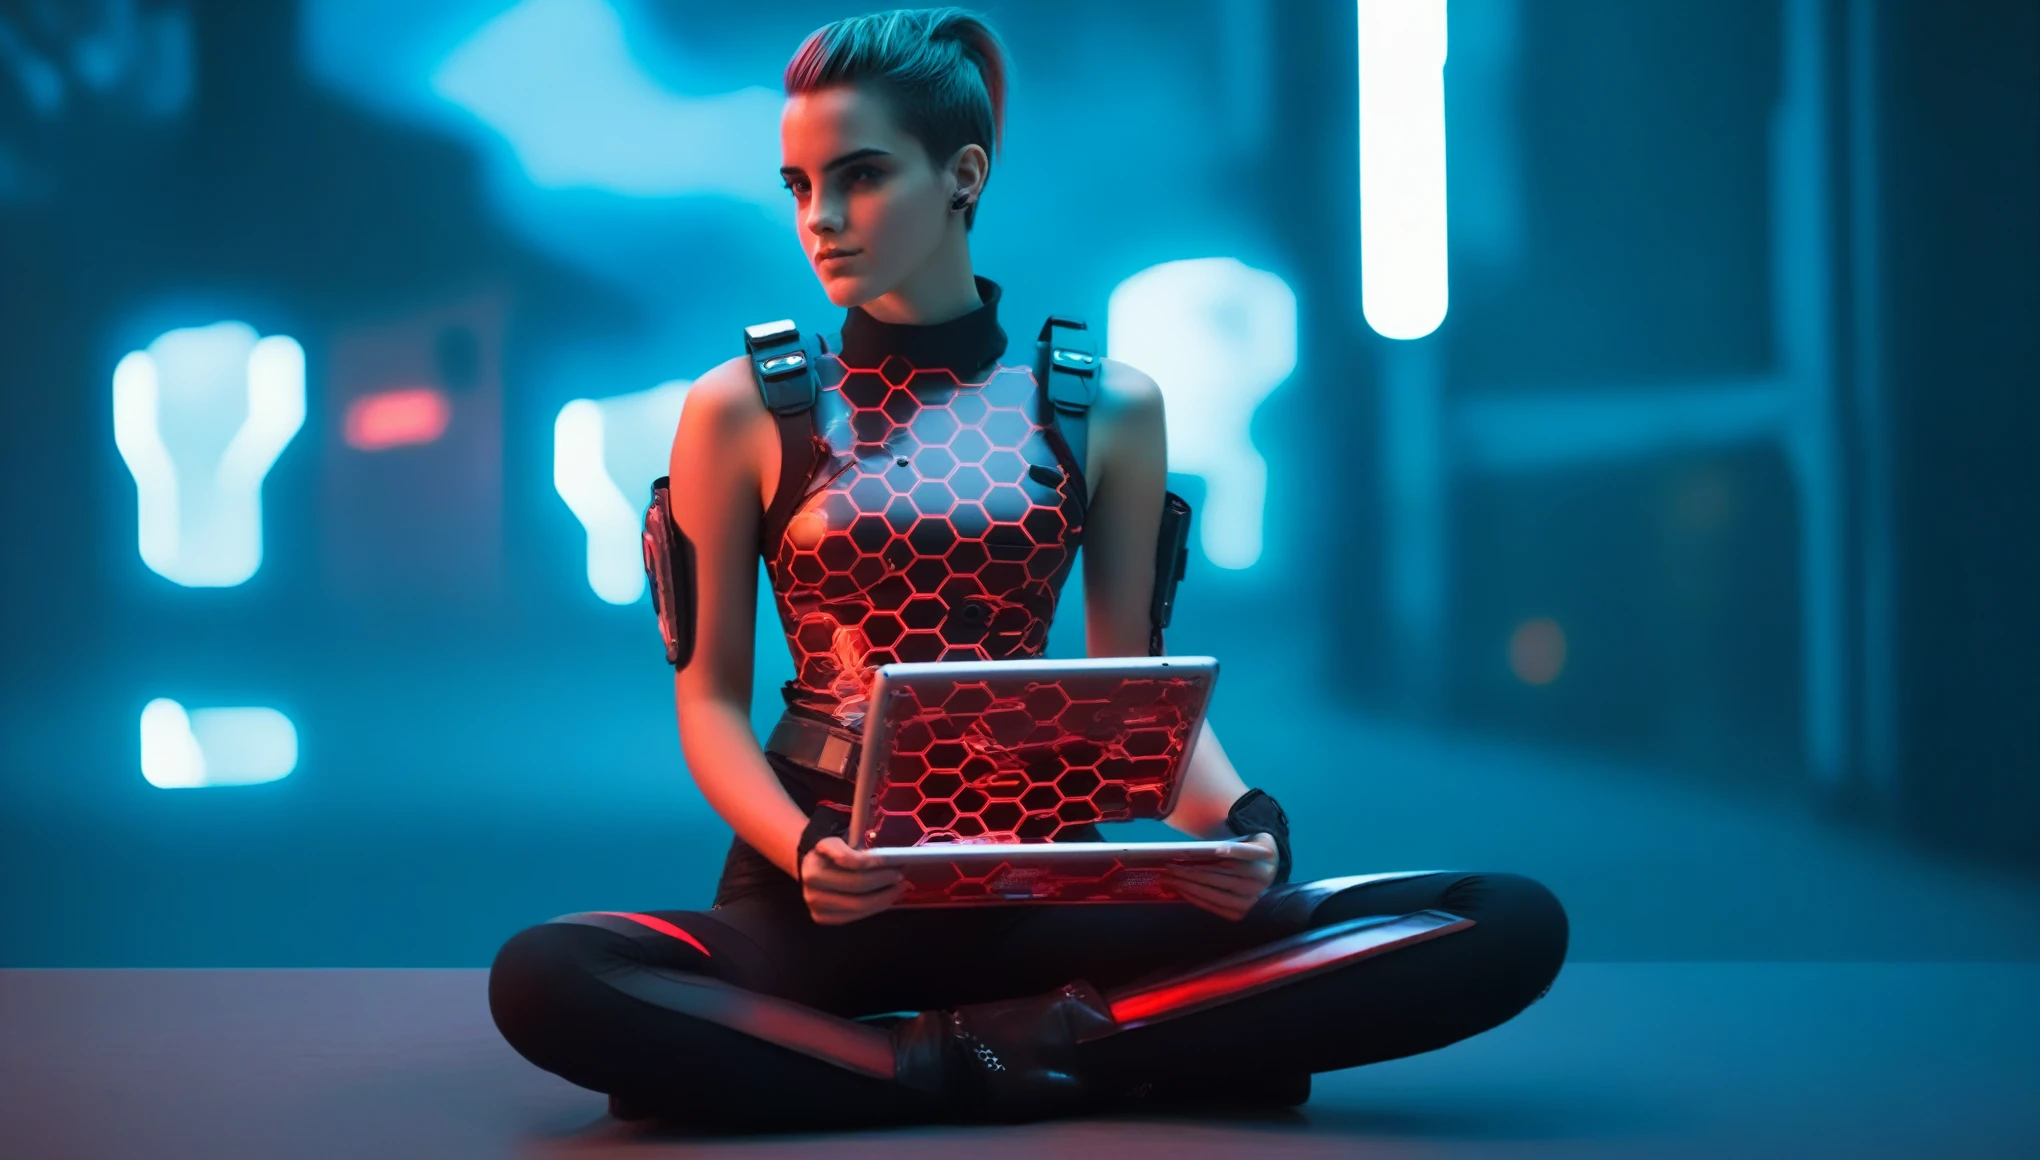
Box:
[642,477,696,668]
[1150,492,1192,656]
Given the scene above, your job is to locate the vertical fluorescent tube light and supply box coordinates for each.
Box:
[1359,0,1449,340]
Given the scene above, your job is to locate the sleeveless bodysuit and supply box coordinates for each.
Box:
[764,278,1088,732]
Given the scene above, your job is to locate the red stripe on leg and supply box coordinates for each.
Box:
[1103,910,1472,1030]
[593,911,712,956]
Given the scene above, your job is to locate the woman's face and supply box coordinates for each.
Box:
[779,85,965,308]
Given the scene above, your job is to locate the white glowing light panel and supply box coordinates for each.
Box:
[141,699,298,788]
[555,379,690,603]
[1108,258,1298,570]
[1359,0,1449,340]
[113,322,306,586]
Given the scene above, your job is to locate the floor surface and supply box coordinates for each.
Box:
[4,963,2036,1158]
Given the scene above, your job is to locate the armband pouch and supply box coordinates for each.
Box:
[642,477,697,668]
[1148,491,1193,656]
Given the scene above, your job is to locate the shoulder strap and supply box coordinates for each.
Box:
[1035,314,1097,493]
[744,319,824,567]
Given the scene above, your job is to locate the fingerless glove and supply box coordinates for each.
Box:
[794,802,851,886]
[1223,788,1292,886]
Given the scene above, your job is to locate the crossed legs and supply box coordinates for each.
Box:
[488,871,1567,1127]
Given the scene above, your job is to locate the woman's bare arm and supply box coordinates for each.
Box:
[667,356,814,877]
[667,357,904,922]
[1080,360,1254,841]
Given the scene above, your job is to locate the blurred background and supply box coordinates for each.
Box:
[2,0,2035,967]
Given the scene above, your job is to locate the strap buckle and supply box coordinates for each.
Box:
[757,350,809,381]
[765,712,862,779]
[1037,316,1097,414]
[743,319,799,347]
[1049,347,1097,375]
[744,319,819,416]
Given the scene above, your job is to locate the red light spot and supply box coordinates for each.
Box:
[345,387,450,451]
[592,911,711,956]
[1106,913,1476,1025]
[1509,617,1567,686]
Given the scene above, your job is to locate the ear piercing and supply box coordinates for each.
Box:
[950,191,973,212]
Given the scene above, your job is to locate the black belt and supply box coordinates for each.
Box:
[765,712,863,780]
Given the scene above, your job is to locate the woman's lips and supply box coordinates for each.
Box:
[817,248,861,270]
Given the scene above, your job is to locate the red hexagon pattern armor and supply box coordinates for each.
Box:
[768,353,1088,730]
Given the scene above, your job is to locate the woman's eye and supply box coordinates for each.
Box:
[845,165,882,187]
[782,179,810,199]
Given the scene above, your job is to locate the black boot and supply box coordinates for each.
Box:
[1118,1068,1312,1112]
[891,981,1119,1123]
[606,1092,658,1122]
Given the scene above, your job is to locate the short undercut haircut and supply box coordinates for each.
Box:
[784,7,1008,228]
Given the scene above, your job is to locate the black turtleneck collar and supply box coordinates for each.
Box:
[837,275,1008,375]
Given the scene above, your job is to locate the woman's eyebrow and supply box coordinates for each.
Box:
[779,147,893,178]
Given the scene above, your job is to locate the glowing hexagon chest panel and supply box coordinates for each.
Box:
[769,356,1087,728]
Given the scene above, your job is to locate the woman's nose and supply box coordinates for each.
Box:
[805,196,844,239]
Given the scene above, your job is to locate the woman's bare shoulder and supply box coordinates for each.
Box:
[1095,357,1165,416]
[1080,358,1167,494]
[677,354,768,437]
[1093,357,1166,437]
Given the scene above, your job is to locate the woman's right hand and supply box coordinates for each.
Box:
[801,837,907,924]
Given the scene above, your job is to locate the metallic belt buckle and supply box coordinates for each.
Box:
[818,733,855,777]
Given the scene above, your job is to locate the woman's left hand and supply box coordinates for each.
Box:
[1167,833,1279,921]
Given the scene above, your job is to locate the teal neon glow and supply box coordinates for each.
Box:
[1108,258,1298,570]
[140,698,298,788]
[431,0,781,204]
[555,379,691,604]
[112,323,305,586]
[1358,0,1449,340]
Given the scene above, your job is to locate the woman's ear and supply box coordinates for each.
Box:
[949,142,990,203]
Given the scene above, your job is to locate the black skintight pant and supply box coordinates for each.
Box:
[488,866,1569,1128]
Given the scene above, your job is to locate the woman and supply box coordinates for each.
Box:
[490,8,1566,1130]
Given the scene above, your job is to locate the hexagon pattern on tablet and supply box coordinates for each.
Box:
[859,671,1211,849]
[893,853,1197,906]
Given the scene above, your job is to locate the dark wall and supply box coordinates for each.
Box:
[1882,0,2040,863]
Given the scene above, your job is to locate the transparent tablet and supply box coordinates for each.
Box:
[847,656,1228,905]
[865,839,1260,907]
